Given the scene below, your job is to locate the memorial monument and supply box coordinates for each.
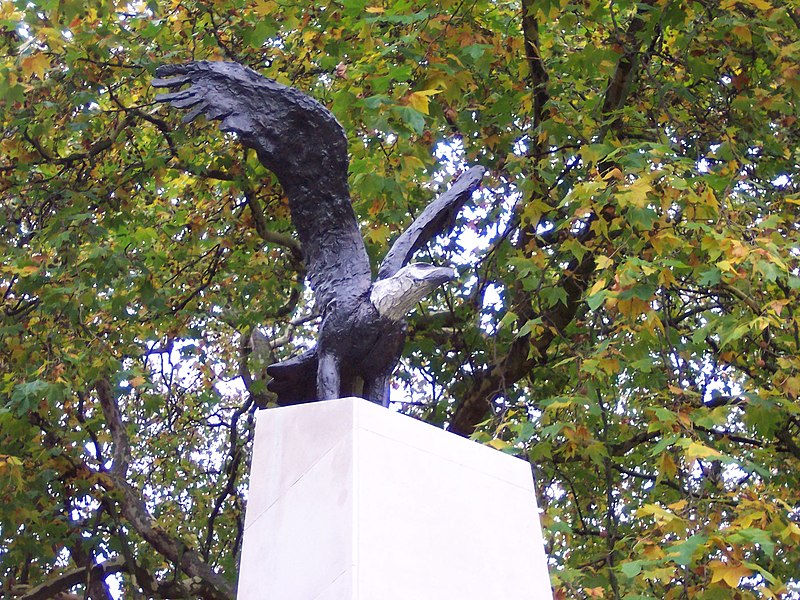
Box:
[155,61,552,599]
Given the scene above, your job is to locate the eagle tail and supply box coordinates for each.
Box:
[266,349,319,405]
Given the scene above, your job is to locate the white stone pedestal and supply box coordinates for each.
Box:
[237,398,552,600]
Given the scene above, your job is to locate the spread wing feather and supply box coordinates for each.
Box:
[153,61,372,309]
[377,166,486,280]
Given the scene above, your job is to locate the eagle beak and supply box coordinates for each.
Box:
[428,266,457,287]
[370,264,458,321]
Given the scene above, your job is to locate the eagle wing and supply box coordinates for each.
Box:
[377,166,485,280]
[153,61,372,308]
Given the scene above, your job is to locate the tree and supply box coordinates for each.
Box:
[1,0,799,598]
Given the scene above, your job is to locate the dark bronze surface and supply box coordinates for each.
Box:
[154,61,484,407]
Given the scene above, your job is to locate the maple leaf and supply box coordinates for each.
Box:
[709,560,753,588]
[405,88,443,115]
[20,53,49,79]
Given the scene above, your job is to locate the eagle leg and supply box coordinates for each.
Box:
[317,352,341,401]
[365,373,391,408]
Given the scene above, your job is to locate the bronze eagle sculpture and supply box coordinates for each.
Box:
[153,61,484,407]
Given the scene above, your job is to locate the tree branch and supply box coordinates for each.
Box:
[520,0,550,140]
[244,186,304,265]
[450,1,662,436]
[599,0,659,141]
[94,379,235,600]
[718,282,761,314]
[201,401,254,561]
[16,558,125,600]
[449,252,596,435]
[94,379,129,477]
[23,115,133,167]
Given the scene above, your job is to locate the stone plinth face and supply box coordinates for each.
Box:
[237,398,552,600]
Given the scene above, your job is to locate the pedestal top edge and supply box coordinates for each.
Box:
[259,397,535,491]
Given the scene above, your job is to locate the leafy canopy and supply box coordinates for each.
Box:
[1,0,799,598]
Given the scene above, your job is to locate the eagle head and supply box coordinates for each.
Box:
[369,263,455,321]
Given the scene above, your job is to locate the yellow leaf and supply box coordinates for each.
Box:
[487,438,511,450]
[588,278,607,296]
[406,88,442,115]
[7,264,39,276]
[253,0,276,16]
[732,25,752,44]
[650,231,674,255]
[637,503,683,524]
[21,53,50,79]
[716,259,735,273]
[365,223,390,244]
[760,586,777,599]
[0,3,22,19]
[642,543,665,560]
[1,455,23,467]
[595,255,613,270]
[649,566,677,581]
[733,510,766,528]
[545,399,573,411]
[709,560,753,588]
[400,155,425,173]
[643,311,665,335]
[598,356,620,374]
[618,176,652,208]
[129,375,146,388]
[739,0,772,10]
[668,499,687,511]
[782,376,800,398]
[780,521,800,541]
[446,53,464,67]
[702,186,720,211]
[365,6,385,13]
[39,27,64,51]
[683,440,722,460]
[658,268,676,287]
[658,452,677,479]
[521,199,552,225]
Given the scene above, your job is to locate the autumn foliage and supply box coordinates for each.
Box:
[1,0,799,598]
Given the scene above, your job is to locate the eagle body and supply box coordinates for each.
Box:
[261,295,406,406]
[154,61,485,407]
[268,263,453,406]
[317,297,407,404]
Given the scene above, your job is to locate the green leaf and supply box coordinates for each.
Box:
[649,434,680,457]
[731,529,776,558]
[666,534,708,566]
[698,268,722,286]
[586,290,608,311]
[393,106,426,134]
[620,560,645,578]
